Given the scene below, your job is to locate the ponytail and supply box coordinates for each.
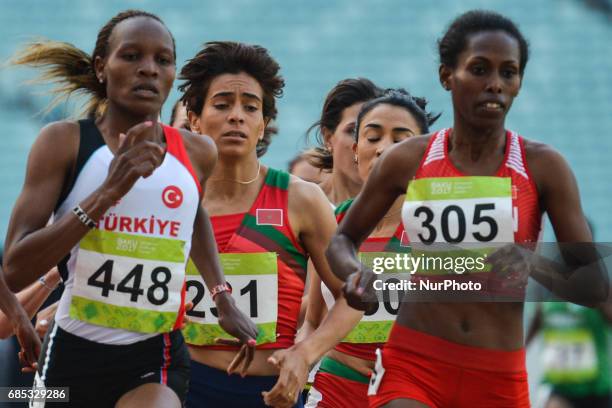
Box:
[10,40,105,117]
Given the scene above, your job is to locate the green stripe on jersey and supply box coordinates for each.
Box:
[319,356,370,384]
[242,214,307,271]
[334,198,354,217]
[264,168,289,190]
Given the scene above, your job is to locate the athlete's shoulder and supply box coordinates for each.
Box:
[288,172,325,198]
[384,133,434,167]
[34,119,80,162]
[177,129,218,177]
[287,172,331,212]
[39,119,80,142]
[521,138,573,191]
[522,138,568,170]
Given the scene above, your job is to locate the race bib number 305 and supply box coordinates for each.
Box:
[182,252,278,345]
[403,177,514,275]
[404,177,514,244]
[70,229,186,333]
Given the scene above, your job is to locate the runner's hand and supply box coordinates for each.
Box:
[13,315,41,373]
[178,301,193,330]
[342,265,379,314]
[214,292,258,375]
[486,244,532,291]
[35,301,59,339]
[262,347,309,407]
[100,121,166,202]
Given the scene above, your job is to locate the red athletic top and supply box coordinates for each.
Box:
[332,199,409,361]
[202,168,307,350]
[413,128,541,243]
[210,213,244,249]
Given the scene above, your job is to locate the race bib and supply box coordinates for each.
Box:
[342,252,410,343]
[70,229,186,333]
[182,252,278,345]
[543,329,598,383]
[403,177,514,275]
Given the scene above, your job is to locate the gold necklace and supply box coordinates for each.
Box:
[209,162,261,185]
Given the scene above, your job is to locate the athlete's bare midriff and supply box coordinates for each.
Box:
[189,346,280,376]
[396,302,524,350]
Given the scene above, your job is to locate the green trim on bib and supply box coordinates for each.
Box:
[182,321,277,345]
[80,229,185,262]
[186,252,278,276]
[69,295,177,333]
[343,321,393,344]
[406,177,511,201]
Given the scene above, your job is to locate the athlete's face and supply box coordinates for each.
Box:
[354,103,420,182]
[323,102,363,186]
[190,72,266,159]
[440,30,522,129]
[96,17,175,118]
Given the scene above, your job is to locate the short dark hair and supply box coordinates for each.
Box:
[179,41,284,122]
[306,78,382,170]
[354,89,440,140]
[438,10,529,75]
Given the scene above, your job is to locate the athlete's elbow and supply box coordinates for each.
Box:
[3,256,27,292]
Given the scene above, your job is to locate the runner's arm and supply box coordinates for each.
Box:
[527,145,608,305]
[4,121,164,291]
[0,267,60,339]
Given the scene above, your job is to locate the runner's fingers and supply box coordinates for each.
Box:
[116,133,128,153]
[125,121,154,147]
[227,344,247,375]
[214,337,242,347]
[262,376,290,406]
[240,344,255,377]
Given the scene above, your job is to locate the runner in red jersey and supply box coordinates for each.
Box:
[305,78,382,206]
[326,10,608,408]
[263,89,439,408]
[178,41,340,408]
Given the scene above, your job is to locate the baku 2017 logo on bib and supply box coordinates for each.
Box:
[162,185,183,209]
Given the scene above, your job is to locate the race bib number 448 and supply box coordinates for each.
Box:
[182,252,278,345]
[70,229,186,333]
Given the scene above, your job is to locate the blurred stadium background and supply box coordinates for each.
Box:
[0,0,610,406]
